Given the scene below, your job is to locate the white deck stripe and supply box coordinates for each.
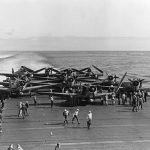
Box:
[5,123,150,131]
[1,139,150,148]
[43,139,150,146]
[6,126,64,131]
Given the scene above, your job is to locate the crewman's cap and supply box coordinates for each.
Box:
[89,111,91,113]
[64,109,67,111]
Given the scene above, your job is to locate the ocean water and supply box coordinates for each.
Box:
[0,51,150,87]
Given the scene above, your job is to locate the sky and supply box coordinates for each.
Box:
[0,0,150,51]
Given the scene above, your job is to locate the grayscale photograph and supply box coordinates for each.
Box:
[0,0,150,150]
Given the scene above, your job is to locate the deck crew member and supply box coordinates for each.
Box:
[18,102,23,117]
[87,111,92,129]
[104,94,108,105]
[132,93,138,112]
[25,101,29,116]
[63,109,69,125]
[1,99,4,109]
[21,103,26,119]
[7,144,14,150]
[17,144,24,150]
[33,95,37,105]
[144,91,148,102]
[0,108,3,123]
[111,93,115,105]
[72,109,80,124]
[138,95,143,110]
[49,95,54,108]
[55,143,60,150]
[122,93,126,105]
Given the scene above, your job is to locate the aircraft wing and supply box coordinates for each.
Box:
[34,67,46,73]
[94,92,113,98]
[0,87,10,92]
[0,73,18,78]
[37,91,77,97]
[29,80,60,84]
[22,84,55,92]
[0,82,10,87]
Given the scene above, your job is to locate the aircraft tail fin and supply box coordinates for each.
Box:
[21,66,34,73]
[34,67,46,73]
[12,68,14,74]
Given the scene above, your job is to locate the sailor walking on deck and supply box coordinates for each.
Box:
[87,111,92,129]
[33,95,37,105]
[7,144,14,150]
[72,108,80,124]
[18,102,23,117]
[63,109,69,125]
[17,144,24,150]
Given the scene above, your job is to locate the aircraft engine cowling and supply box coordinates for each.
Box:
[20,81,25,86]
[68,77,74,82]
[133,81,139,87]
[89,86,96,93]
[68,70,72,74]
[108,75,114,81]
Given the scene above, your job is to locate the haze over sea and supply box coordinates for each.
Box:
[0,51,150,87]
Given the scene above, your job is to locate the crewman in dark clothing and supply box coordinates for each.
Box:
[144,91,148,102]
[55,143,60,150]
[63,109,69,125]
[132,94,138,112]
[21,103,26,119]
[25,101,29,116]
[1,99,4,109]
[7,144,13,150]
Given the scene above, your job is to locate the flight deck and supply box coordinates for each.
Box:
[1,95,150,150]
